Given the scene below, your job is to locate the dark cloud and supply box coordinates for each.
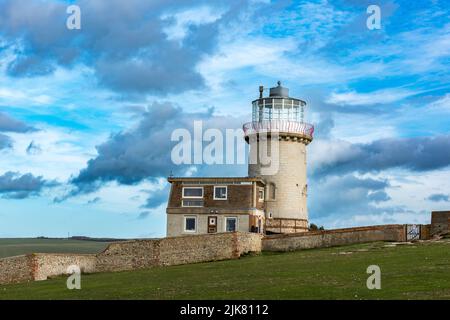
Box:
[67,102,246,198]
[0,113,36,150]
[314,135,450,177]
[313,112,335,139]
[0,171,58,199]
[138,211,151,219]
[142,185,170,209]
[26,141,42,155]
[309,174,391,219]
[427,193,449,202]
[0,134,12,150]
[7,54,56,77]
[86,197,101,205]
[0,112,35,133]
[308,132,450,222]
[0,0,249,95]
[368,190,391,203]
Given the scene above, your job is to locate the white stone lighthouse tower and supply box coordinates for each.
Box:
[243,82,314,234]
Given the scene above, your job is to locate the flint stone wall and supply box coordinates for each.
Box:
[0,255,34,285]
[0,232,262,285]
[262,224,408,251]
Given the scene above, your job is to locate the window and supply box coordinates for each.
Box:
[214,186,227,200]
[258,188,264,201]
[269,183,276,200]
[302,184,308,197]
[225,217,237,232]
[184,216,197,232]
[182,187,203,198]
[182,199,204,207]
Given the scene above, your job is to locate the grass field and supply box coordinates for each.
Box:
[0,238,111,259]
[1,239,449,300]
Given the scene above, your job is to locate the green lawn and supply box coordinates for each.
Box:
[1,240,449,300]
[0,238,111,258]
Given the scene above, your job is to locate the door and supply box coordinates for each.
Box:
[208,216,217,233]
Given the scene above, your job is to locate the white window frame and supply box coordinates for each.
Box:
[182,187,204,199]
[225,216,238,232]
[184,215,197,233]
[213,186,228,200]
[181,199,204,207]
[258,188,265,202]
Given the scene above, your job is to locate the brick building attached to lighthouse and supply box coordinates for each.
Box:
[166,82,314,237]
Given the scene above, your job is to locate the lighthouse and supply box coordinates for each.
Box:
[165,81,313,237]
[243,82,314,233]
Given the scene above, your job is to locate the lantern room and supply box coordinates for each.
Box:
[252,81,307,123]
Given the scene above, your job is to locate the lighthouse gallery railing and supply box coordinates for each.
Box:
[243,120,314,139]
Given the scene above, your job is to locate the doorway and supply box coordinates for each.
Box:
[208,216,217,233]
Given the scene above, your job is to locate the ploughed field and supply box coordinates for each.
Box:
[0,238,111,258]
[1,240,449,299]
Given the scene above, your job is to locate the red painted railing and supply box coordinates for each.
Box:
[243,120,314,138]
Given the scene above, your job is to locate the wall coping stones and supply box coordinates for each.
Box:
[263,224,407,240]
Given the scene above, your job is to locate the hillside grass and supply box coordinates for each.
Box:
[0,238,111,258]
[1,240,449,300]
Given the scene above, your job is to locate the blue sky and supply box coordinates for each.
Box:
[0,0,449,238]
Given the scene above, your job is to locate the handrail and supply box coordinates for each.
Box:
[243,120,314,138]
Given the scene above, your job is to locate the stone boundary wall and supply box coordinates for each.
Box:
[0,253,97,284]
[0,225,432,285]
[97,232,262,272]
[0,232,263,285]
[431,211,450,235]
[0,255,34,285]
[421,224,431,240]
[33,253,97,281]
[96,239,160,273]
[262,224,409,252]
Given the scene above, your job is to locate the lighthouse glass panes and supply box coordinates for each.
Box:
[252,98,303,122]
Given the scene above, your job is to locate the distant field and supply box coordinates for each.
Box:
[0,238,112,258]
[1,240,449,300]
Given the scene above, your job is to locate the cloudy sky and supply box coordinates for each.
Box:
[0,0,449,238]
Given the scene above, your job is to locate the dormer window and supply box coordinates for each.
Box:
[182,187,204,207]
[214,186,227,200]
[182,187,203,198]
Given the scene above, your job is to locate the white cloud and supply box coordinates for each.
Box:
[309,139,358,173]
[198,37,298,90]
[0,126,105,180]
[427,94,450,112]
[162,6,223,41]
[326,88,416,106]
[62,180,165,214]
[0,87,54,107]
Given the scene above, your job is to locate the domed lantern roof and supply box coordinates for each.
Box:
[269,81,289,98]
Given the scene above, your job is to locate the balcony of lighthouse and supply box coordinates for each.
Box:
[243,96,314,144]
